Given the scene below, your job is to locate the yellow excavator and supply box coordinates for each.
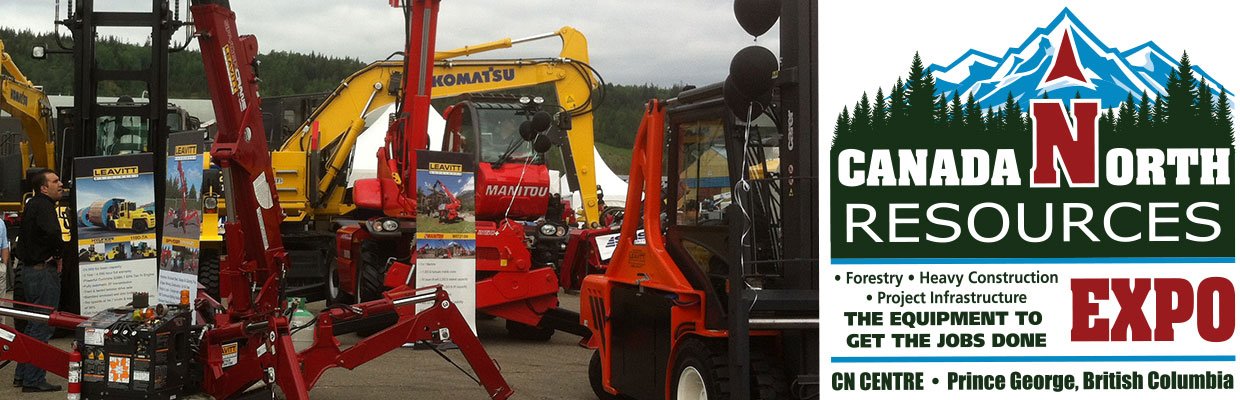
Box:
[197,27,606,300]
[0,38,56,213]
[273,26,602,224]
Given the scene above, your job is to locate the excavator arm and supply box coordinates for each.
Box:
[0,39,55,211]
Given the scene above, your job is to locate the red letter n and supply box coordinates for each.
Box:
[1030,99,1100,187]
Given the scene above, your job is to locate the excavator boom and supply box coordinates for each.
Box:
[0,38,55,211]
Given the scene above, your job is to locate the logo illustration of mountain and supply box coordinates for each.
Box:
[928,8,1232,109]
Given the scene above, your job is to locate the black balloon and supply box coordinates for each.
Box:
[519,121,537,141]
[734,0,780,37]
[723,76,756,120]
[531,111,553,132]
[532,134,553,153]
[729,46,778,101]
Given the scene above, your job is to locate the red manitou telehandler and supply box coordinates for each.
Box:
[0,1,513,399]
[334,3,591,341]
[580,2,818,399]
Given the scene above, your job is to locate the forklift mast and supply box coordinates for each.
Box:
[726,0,819,395]
[40,0,189,313]
[54,0,185,206]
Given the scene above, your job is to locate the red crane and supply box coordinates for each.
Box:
[2,2,513,399]
[432,179,463,223]
[188,1,510,398]
[165,159,200,233]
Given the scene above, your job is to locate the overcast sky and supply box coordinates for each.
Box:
[0,0,783,87]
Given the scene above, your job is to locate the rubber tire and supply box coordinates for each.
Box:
[325,259,344,305]
[589,350,623,400]
[133,219,148,233]
[199,247,221,299]
[671,339,727,400]
[670,339,791,400]
[358,239,390,302]
[505,319,555,341]
[354,240,393,337]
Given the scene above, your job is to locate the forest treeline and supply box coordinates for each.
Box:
[1,28,683,157]
[832,52,1235,151]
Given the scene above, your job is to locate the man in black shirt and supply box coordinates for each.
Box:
[13,169,65,393]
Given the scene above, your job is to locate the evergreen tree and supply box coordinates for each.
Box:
[1196,82,1216,131]
[987,108,1002,133]
[1153,95,1167,129]
[888,77,908,129]
[905,53,937,127]
[949,91,964,131]
[872,87,887,132]
[1100,108,1115,138]
[934,93,950,130]
[1074,91,1082,100]
[1216,88,1235,144]
[1117,93,1137,134]
[1164,51,1197,128]
[965,92,984,134]
[1002,92,1024,135]
[1137,92,1152,132]
[853,93,872,134]
[834,107,852,138]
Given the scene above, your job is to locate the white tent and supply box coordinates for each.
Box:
[559,148,629,211]
[347,104,447,186]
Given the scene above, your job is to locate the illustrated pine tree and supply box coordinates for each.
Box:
[1164,52,1197,129]
[1195,81,1216,145]
[934,93,950,132]
[853,92,872,134]
[1002,92,1024,136]
[986,108,1000,134]
[832,107,852,148]
[872,87,887,132]
[1137,92,1153,143]
[1153,95,1167,130]
[1100,108,1115,138]
[1117,93,1137,136]
[1216,88,1235,145]
[966,93,985,136]
[889,77,908,133]
[949,91,964,132]
[905,53,937,133]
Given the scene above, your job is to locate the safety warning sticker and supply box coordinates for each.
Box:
[222,342,239,367]
[108,357,131,383]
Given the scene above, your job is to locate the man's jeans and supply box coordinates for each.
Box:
[15,263,59,387]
